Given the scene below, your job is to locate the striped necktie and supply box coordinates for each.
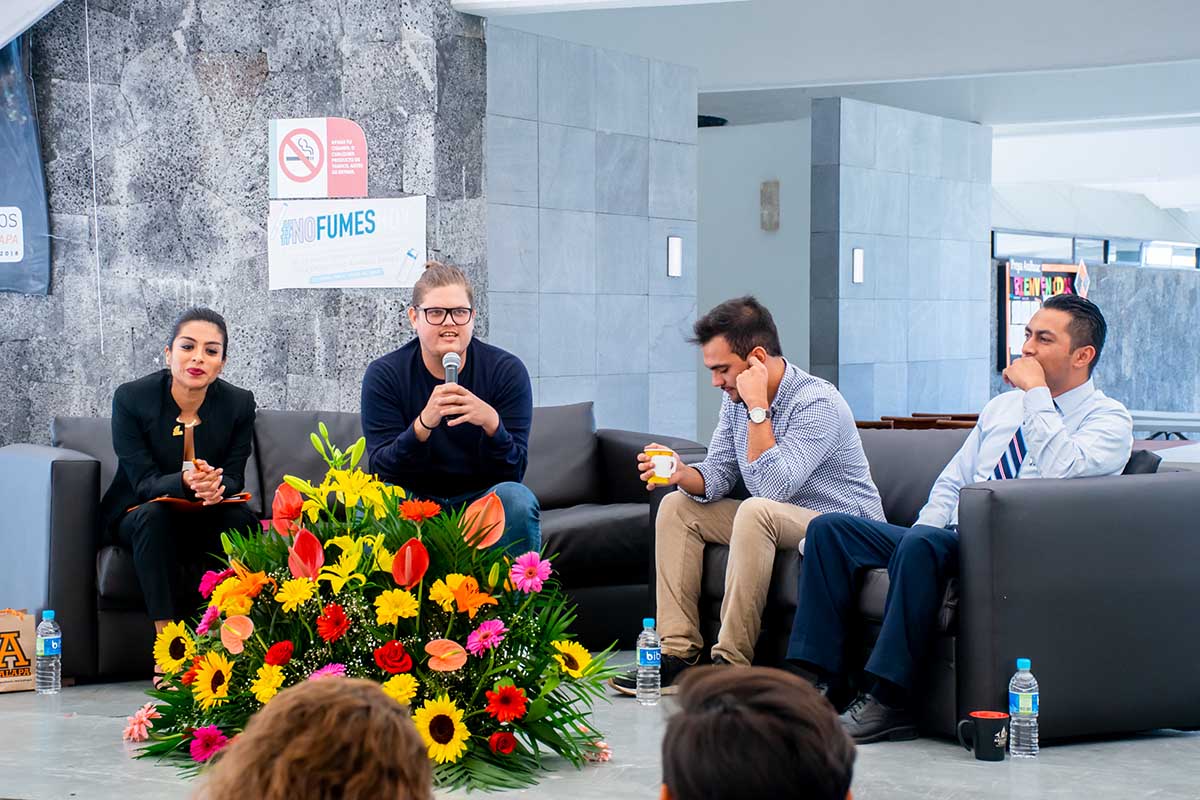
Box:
[992,427,1027,480]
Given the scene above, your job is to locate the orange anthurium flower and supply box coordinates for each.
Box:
[425,639,468,672]
[271,483,304,536]
[462,492,505,549]
[220,615,254,655]
[288,529,325,580]
[451,576,499,619]
[392,538,430,590]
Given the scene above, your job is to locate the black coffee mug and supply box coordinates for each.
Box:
[957,711,1009,761]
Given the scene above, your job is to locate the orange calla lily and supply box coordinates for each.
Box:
[220,615,254,655]
[425,639,468,672]
[462,492,505,549]
[288,529,325,580]
[451,576,498,619]
[392,538,430,590]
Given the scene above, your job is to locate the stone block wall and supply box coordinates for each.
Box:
[484,25,698,439]
[810,97,992,419]
[0,0,485,446]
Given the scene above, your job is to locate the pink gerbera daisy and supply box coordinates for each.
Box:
[198,568,234,600]
[189,725,229,762]
[308,663,347,680]
[510,552,552,593]
[196,604,221,636]
[122,703,162,742]
[466,619,508,656]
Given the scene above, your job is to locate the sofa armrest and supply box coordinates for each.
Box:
[0,444,101,681]
[596,429,706,505]
[956,471,1200,739]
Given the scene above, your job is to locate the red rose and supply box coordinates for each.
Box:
[316,603,350,643]
[264,641,294,666]
[373,640,413,674]
[488,732,517,755]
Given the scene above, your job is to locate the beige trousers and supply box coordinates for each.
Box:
[655,492,818,665]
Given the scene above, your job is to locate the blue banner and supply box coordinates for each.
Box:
[0,35,51,295]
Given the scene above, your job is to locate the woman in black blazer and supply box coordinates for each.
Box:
[100,308,259,635]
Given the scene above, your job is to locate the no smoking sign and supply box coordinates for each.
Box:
[270,117,368,199]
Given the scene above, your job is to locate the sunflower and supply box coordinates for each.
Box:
[192,652,234,710]
[413,695,470,764]
[275,578,315,613]
[375,589,419,625]
[250,663,285,704]
[382,673,419,706]
[152,622,194,674]
[551,640,592,679]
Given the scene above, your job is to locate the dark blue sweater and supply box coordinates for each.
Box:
[361,338,532,497]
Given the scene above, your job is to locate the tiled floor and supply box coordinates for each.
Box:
[2,666,1199,799]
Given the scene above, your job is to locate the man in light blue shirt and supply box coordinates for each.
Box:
[787,294,1132,743]
[610,297,883,697]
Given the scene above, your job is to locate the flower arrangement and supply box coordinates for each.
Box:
[133,425,615,791]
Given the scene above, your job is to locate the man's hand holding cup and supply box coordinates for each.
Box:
[638,443,680,491]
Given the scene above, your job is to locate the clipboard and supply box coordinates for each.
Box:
[126,493,253,513]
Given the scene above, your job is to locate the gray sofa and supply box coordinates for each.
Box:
[673,428,1200,741]
[1,401,704,681]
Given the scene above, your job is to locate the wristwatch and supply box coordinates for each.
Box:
[748,406,770,424]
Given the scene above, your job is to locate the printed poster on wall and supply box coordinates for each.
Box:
[269,117,368,199]
[268,196,427,290]
[0,37,50,295]
[997,259,1079,370]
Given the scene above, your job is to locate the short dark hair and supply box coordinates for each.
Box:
[663,667,855,800]
[690,296,782,358]
[1042,294,1106,374]
[170,307,229,360]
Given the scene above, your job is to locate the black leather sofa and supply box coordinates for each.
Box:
[1,401,703,681]
[657,428,1200,741]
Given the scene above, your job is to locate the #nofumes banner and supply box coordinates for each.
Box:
[0,36,51,295]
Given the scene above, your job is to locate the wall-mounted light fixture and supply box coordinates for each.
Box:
[852,247,865,284]
[667,236,683,277]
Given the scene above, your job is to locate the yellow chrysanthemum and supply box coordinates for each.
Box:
[382,673,419,706]
[551,640,592,679]
[210,577,253,616]
[375,589,419,625]
[428,574,468,612]
[152,621,194,674]
[275,578,315,613]
[412,695,470,763]
[192,651,234,710]
[250,663,285,704]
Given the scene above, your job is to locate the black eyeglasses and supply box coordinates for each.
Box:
[417,306,474,325]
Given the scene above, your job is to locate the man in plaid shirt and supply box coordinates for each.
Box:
[611,297,884,696]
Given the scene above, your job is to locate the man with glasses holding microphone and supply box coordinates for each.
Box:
[361,261,540,553]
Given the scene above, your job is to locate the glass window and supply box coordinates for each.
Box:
[1143,241,1199,269]
[1073,238,1105,265]
[993,232,1073,261]
[1107,239,1142,265]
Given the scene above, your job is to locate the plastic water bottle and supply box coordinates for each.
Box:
[36,610,62,695]
[636,617,661,706]
[1008,657,1039,757]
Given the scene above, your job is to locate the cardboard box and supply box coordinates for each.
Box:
[0,608,36,693]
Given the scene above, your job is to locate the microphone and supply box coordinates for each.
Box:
[442,351,461,384]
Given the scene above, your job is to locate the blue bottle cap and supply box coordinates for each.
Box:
[643,617,655,629]
[1017,658,1031,670]
[42,610,55,621]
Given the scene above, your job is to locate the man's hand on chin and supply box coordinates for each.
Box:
[1002,357,1048,392]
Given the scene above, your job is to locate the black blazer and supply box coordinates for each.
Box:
[99,370,256,534]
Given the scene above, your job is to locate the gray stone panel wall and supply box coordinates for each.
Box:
[811,97,992,420]
[485,25,698,439]
[3,0,486,446]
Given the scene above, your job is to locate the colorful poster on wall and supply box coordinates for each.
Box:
[269,117,368,199]
[997,259,1079,370]
[267,196,427,289]
[0,37,50,295]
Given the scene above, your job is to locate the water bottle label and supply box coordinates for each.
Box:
[637,646,660,668]
[1009,690,1037,715]
[37,635,62,657]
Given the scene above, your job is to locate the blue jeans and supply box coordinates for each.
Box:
[425,481,541,555]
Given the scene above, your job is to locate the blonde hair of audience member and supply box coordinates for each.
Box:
[661,666,856,800]
[198,678,432,800]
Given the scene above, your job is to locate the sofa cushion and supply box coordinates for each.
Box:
[1123,449,1161,475]
[542,503,648,589]
[524,403,601,510]
[858,569,959,634]
[859,429,971,526]
[253,410,363,505]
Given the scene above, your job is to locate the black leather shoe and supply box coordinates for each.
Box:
[609,653,703,697]
[838,692,918,743]
[712,654,731,666]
